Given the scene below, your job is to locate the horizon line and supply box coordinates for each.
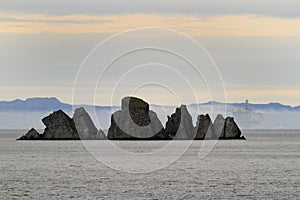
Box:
[1,96,299,108]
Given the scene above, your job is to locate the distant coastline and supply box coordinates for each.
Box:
[1,97,300,130]
[1,97,299,112]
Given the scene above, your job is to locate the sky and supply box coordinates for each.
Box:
[0,0,299,106]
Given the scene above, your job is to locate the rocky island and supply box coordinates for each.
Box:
[18,107,106,140]
[18,96,245,140]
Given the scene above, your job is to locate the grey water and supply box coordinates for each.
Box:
[0,130,299,199]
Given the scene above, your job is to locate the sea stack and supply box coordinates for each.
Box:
[224,117,244,139]
[213,114,225,139]
[195,114,216,139]
[108,96,167,140]
[17,128,40,140]
[41,110,79,139]
[164,105,195,139]
[73,107,106,139]
[213,114,245,140]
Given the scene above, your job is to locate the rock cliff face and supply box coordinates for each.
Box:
[224,117,243,139]
[108,97,167,140]
[212,114,245,139]
[164,105,195,139]
[213,114,225,139]
[73,107,105,139]
[17,128,40,140]
[41,110,79,140]
[195,114,215,139]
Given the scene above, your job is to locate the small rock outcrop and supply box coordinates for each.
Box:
[164,105,195,139]
[17,128,40,140]
[224,117,243,139]
[213,114,225,139]
[212,114,245,139]
[41,110,79,140]
[195,114,215,139]
[108,97,167,140]
[73,107,106,139]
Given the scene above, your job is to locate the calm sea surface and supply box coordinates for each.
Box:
[0,130,299,199]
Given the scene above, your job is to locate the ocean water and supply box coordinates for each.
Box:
[0,130,299,199]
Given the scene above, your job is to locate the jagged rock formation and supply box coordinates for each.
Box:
[224,117,244,139]
[164,105,195,139]
[195,113,245,140]
[73,107,106,139]
[195,114,216,139]
[18,109,107,140]
[213,114,245,139]
[17,97,245,140]
[17,128,40,140]
[108,97,167,140]
[213,114,225,139]
[41,110,79,140]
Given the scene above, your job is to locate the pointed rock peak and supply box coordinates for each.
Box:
[180,105,191,115]
[73,107,102,139]
[42,109,78,140]
[225,117,239,127]
[205,114,211,118]
[226,116,234,121]
[224,117,244,139]
[17,127,40,140]
[42,110,71,124]
[214,114,226,139]
[195,114,215,140]
[75,106,85,111]
[164,104,195,140]
[29,127,37,132]
[215,114,225,121]
[179,104,187,110]
[173,105,189,117]
[74,107,88,115]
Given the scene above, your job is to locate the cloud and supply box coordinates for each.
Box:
[0,16,112,24]
[0,1,299,106]
[0,0,300,18]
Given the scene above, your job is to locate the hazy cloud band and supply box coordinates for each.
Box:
[0,0,300,18]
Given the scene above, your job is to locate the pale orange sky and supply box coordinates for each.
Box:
[0,1,300,106]
[0,13,300,37]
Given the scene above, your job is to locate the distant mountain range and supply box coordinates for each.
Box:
[0,97,118,129]
[0,97,299,112]
[190,101,299,112]
[0,97,117,112]
[0,97,300,129]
